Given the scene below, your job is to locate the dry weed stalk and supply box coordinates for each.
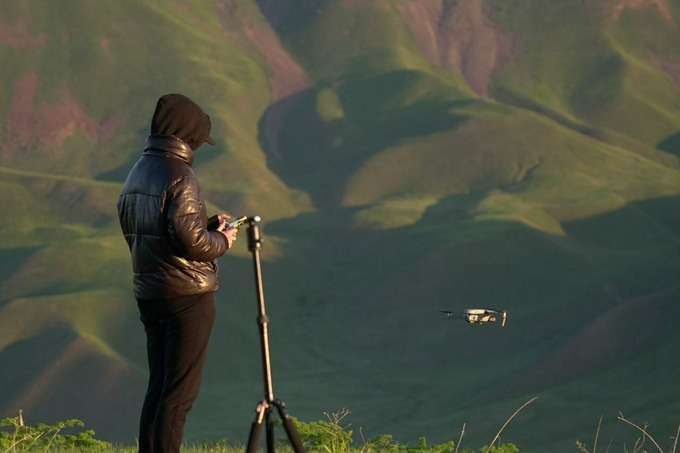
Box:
[593,415,602,453]
[483,396,539,452]
[453,423,465,453]
[617,412,663,453]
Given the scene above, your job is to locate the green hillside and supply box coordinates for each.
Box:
[1,1,679,451]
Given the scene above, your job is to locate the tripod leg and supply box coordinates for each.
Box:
[246,402,267,453]
[265,408,276,453]
[274,400,306,453]
[244,219,305,453]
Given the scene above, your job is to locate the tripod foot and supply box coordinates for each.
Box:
[245,400,306,453]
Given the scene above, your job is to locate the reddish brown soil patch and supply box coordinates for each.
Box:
[3,72,121,162]
[0,20,47,49]
[397,0,517,97]
[214,0,310,101]
[212,1,312,158]
[649,55,680,90]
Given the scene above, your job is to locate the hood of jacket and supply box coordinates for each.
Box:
[150,93,215,151]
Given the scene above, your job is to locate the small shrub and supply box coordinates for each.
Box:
[402,436,455,453]
[284,409,354,453]
[0,410,110,452]
[281,409,520,453]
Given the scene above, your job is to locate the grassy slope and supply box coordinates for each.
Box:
[0,0,679,451]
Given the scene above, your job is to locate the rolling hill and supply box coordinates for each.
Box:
[1,1,679,451]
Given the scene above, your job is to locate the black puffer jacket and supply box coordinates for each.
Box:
[117,135,229,300]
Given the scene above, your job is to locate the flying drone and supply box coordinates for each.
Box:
[441,308,507,326]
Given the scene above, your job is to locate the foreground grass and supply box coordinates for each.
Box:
[0,407,521,453]
[2,404,679,453]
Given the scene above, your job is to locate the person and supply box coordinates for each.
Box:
[117,93,238,453]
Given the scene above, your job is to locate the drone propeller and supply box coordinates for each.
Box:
[440,310,464,320]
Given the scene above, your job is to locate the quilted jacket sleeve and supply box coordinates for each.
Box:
[165,175,228,261]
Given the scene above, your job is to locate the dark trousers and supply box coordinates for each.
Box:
[136,293,216,453]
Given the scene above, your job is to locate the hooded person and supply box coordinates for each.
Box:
[117,94,239,453]
[150,93,216,150]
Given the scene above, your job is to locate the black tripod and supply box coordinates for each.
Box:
[245,216,306,453]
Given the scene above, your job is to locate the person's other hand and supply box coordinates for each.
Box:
[217,215,238,248]
[216,213,231,226]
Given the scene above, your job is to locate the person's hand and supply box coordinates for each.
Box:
[215,213,231,226]
[216,214,238,248]
[220,228,238,248]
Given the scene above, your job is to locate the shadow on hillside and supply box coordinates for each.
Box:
[257,80,472,209]
[0,245,45,304]
[255,0,323,34]
[658,129,680,157]
[0,325,143,443]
